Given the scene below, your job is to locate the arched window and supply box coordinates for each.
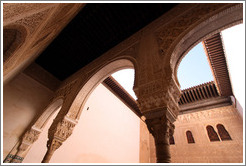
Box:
[186,130,195,143]
[169,135,175,145]
[206,125,220,141]
[217,124,232,141]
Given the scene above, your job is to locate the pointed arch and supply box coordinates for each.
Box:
[217,124,232,141]
[206,125,220,142]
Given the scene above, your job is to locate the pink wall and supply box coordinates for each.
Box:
[24,83,140,163]
[3,73,54,159]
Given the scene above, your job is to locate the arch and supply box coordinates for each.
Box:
[206,125,220,142]
[33,98,64,130]
[67,58,136,121]
[186,130,195,143]
[170,4,243,85]
[3,24,27,63]
[216,124,232,141]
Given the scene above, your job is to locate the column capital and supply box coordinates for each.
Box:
[19,127,42,151]
[136,76,181,118]
[43,116,77,163]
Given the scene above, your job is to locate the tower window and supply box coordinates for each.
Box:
[217,124,232,141]
[206,125,220,141]
[186,130,195,143]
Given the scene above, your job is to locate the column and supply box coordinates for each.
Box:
[42,139,62,163]
[41,116,77,163]
[144,109,175,163]
[135,76,181,163]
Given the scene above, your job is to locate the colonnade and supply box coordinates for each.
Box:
[3,3,242,163]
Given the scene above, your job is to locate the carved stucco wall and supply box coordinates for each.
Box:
[141,105,243,163]
[3,3,84,85]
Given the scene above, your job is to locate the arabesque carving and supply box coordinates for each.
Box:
[3,3,52,22]
[156,4,235,57]
[15,9,51,34]
[136,76,181,116]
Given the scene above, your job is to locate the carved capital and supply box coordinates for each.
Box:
[19,127,41,152]
[47,116,77,148]
[54,117,76,141]
[136,76,181,116]
[144,111,175,163]
[43,116,77,163]
[145,112,174,142]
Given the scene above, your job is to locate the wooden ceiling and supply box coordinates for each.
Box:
[35,3,178,81]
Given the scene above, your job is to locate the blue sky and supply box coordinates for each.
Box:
[177,42,214,90]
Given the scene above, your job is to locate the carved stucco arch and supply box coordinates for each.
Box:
[170,4,243,85]
[33,98,64,130]
[66,57,137,121]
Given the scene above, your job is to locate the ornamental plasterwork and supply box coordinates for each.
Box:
[156,4,235,58]
[46,117,77,153]
[177,106,238,123]
[137,75,180,115]
[172,4,243,73]
[18,127,42,152]
[55,79,79,98]
[3,3,53,23]
[146,115,174,143]
[54,118,77,141]
[15,8,52,34]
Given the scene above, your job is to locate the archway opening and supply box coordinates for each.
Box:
[177,42,214,90]
[47,68,140,163]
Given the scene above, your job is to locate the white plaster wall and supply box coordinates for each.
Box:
[23,83,140,163]
[221,23,245,117]
[3,73,54,159]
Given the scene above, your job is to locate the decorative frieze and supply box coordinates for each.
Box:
[177,106,237,123]
[3,154,15,163]
[10,155,24,163]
